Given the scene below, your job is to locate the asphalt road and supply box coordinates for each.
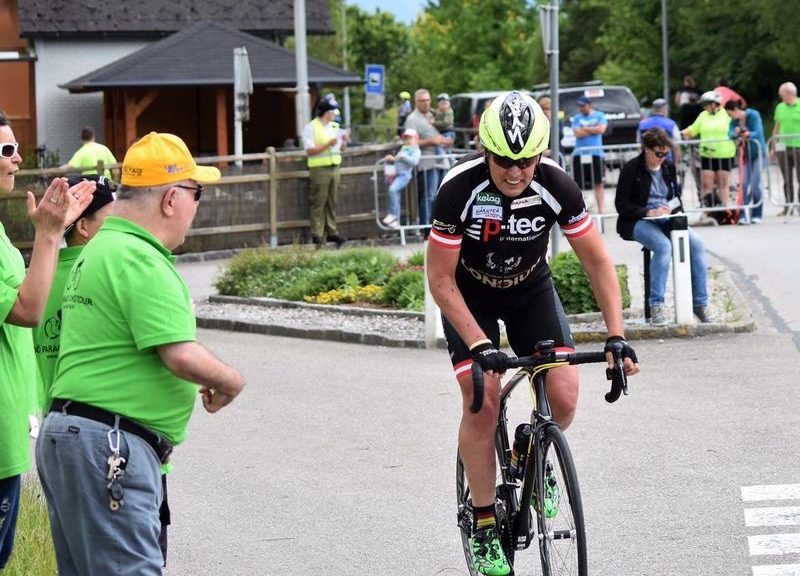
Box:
[165,207,799,575]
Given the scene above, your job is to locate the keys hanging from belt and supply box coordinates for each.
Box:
[107,421,127,511]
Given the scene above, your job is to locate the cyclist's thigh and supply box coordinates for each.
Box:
[502,278,575,355]
[442,300,500,382]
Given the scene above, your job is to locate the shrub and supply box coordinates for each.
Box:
[550,251,631,314]
[214,246,398,300]
[304,284,385,305]
[407,250,424,267]
[383,269,425,311]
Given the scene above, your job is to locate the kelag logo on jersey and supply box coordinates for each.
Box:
[472,192,503,221]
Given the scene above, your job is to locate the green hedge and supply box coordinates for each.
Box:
[550,251,631,314]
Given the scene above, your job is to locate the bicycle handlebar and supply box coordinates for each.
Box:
[469,349,628,413]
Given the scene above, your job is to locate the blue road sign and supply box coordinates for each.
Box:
[365,64,385,94]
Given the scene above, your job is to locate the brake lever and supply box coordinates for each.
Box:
[470,362,485,413]
[604,356,628,403]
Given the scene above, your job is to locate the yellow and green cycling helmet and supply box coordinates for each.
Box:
[479,91,550,159]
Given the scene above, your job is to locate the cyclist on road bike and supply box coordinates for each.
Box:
[427,91,640,576]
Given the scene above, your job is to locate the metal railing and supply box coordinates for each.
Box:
[765,133,800,215]
[565,137,771,226]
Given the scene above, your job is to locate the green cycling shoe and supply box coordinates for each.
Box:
[533,465,561,519]
[471,527,511,576]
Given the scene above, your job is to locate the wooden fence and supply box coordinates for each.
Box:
[3,143,397,253]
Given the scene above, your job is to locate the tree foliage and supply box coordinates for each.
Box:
[305,0,800,126]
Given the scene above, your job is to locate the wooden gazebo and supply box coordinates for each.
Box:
[60,20,362,158]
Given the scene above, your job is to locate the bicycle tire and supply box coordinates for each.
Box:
[535,426,587,576]
[456,452,515,575]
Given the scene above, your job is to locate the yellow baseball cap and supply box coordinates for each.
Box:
[121,132,221,186]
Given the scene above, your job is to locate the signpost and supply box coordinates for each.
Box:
[364,63,385,111]
[233,47,253,167]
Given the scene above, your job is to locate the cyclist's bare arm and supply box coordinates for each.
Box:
[567,228,639,375]
[426,241,486,350]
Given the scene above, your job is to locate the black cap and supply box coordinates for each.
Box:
[66,174,116,221]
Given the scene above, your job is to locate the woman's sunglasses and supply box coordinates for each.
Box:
[0,142,19,159]
[649,149,669,159]
[490,153,538,170]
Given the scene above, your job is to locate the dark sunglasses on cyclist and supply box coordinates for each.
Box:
[0,142,19,159]
[649,149,669,159]
[173,183,203,201]
[490,153,538,170]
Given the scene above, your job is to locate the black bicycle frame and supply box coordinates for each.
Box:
[494,367,557,551]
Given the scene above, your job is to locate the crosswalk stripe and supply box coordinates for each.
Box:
[743,485,800,502]
[746,507,800,527]
[752,564,800,575]
[749,533,800,556]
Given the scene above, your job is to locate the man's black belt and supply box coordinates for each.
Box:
[49,399,174,463]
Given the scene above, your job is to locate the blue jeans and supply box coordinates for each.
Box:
[633,219,708,307]
[418,168,440,226]
[742,158,763,219]
[387,171,413,219]
[37,412,164,576]
[0,474,21,568]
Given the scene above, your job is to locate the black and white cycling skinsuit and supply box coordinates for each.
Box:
[429,151,595,380]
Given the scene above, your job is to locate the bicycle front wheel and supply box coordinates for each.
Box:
[536,426,587,576]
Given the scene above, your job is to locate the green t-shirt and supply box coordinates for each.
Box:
[51,217,198,444]
[0,222,36,479]
[68,141,117,178]
[774,102,800,148]
[685,109,736,159]
[32,245,83,411]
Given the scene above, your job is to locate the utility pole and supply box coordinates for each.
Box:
[662,0,670,104]
[341,1,351,128]
[540,0,561,257]
[294,0,310,145]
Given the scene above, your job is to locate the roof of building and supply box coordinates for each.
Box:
[61,20,361,92]
[18,0,333,37]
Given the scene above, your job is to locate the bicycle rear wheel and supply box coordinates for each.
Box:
[536,426,587,576]
[456,452,515,575]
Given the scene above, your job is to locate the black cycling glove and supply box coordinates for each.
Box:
[470,340,508,373]
[604,335,638,365]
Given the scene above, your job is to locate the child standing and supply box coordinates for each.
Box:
[434,93,456,162]
[382,128,421,229]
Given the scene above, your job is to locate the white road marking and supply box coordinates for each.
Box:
[752,565,800,576]
[743,485,800,502]
[746,507,800,527]
[749,533,800,556]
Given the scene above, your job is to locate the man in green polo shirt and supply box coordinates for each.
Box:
[32,174,115,408]
[770,82,800,215]
[36,132,245,576]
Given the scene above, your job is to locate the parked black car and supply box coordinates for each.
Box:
[531,83,642,157]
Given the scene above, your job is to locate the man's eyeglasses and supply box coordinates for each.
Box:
[0,142,19,159]
[648,149,669,159]
[490,153,538,170]
[174,183,203,201]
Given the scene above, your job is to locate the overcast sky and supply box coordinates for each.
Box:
[348,0,425,24]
